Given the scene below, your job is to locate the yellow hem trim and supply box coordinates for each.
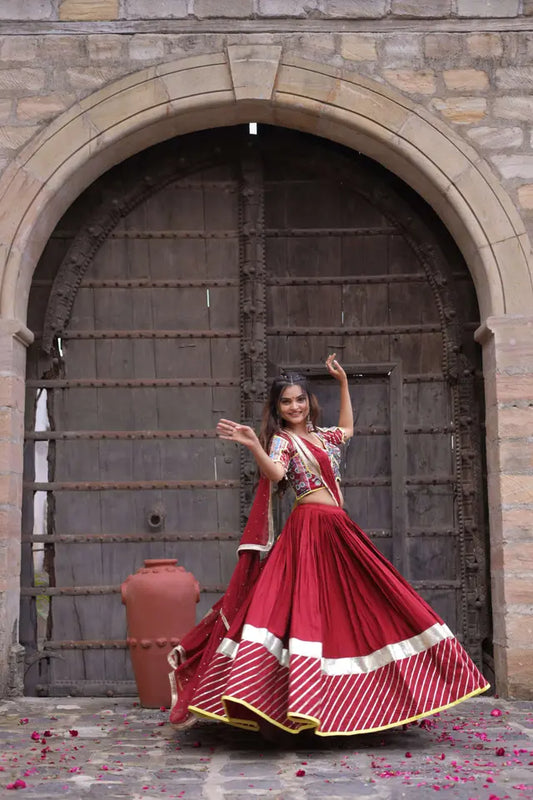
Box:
[191,683,490,737]
[221,695,310,734]
[188,704,259,731]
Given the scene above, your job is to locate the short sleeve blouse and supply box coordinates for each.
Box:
[268,426,346,500]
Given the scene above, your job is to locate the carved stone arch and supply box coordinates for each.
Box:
[0,48,531,325]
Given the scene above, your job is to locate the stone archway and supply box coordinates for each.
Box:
[0,45,531,697]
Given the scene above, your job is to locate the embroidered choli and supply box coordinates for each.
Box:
[269,427,346,501]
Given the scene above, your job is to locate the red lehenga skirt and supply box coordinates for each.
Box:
[169,503,489,736]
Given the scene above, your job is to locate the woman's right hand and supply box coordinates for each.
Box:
[216,418,259,449]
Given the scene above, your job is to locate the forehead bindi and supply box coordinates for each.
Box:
[280,385,306,402]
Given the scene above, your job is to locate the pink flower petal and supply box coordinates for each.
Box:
[490,709,502,717]
[296,769,306,777]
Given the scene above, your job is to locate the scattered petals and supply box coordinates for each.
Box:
[295,769,306,777]
[18,719,29,726]
[30,732,40,741]
[490,708,502,717]
[6,779,26,790]
[405,752,412,758]
[68,730,79,737]
[495,747,505,756]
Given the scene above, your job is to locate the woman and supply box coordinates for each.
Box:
[168,355,489,736]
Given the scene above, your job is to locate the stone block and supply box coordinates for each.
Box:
[59,0,118,20]
[424,33,464,59]
[0,126,42,151]
[466,126,523,150]
[506,615,533,650]
[525,0,533,13]
[383,34,423,66]
[500,474,533,508]
[87,34,124,61]
[0,36,39,61]
[0,506,20,541]
[17,96,71,123]
[431,96,486,124]
[466,32,503,58]
[495,67,533,91]
[194,0,253,17]
[65,65,126,91]
[502,507,533,539]
[0,99,11,124]
[383,69,436,95]
[505,576,533,605]
[457,0,520,17]
[499,438,533,474]
[40,35,87,62]
[0,376,24,411]
[128,35,166,60]
[321,0,387,17]
[0,0,52,19]
[491,155,533,180]
[506,649,533,699]
[339,34,377,61]
[443,69,488,91]
[227,44,282,102]
[495,406,533,439]
[0,409,12,438]
[391,0,451,15]
[495,374,533,404]
[0,441,22,474]
[0,69,45,94]
[518,185,533,210]
[124,0,188,17]
[258,0,319,15]
[0,329,27,376]
[494,96,532,121]
[164,32,222,57]
[0,473,22,509]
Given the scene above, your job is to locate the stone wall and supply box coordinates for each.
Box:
[0,4,532,242]
[0,3,531,698]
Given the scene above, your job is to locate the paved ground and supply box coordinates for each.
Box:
[0,696,531,799]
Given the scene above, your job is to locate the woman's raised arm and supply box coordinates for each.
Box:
[216,418,286,482]
[325,354,354,439]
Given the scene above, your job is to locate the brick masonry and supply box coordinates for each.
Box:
[0,3,531,699]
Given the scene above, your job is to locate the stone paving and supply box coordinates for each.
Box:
[0,696,532,799]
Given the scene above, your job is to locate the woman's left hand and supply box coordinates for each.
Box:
[326,353,347,383]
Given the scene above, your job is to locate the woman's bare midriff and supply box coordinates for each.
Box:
[298,487,344,508]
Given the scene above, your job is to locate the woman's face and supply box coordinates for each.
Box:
[278,384,309,427]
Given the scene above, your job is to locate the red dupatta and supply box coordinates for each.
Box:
[168,478,271,725]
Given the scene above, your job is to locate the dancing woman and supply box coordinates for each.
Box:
[168,355,489,736]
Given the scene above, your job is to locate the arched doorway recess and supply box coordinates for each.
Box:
[21,126,490,696]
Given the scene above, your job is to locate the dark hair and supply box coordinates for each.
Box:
[259,372,321,453]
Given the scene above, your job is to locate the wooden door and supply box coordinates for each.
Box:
[21,127,490,696]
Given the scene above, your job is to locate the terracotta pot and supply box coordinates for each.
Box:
[121,558,199,708]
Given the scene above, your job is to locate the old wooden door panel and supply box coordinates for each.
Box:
[40,160,241,690]
[22,127,489,694]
